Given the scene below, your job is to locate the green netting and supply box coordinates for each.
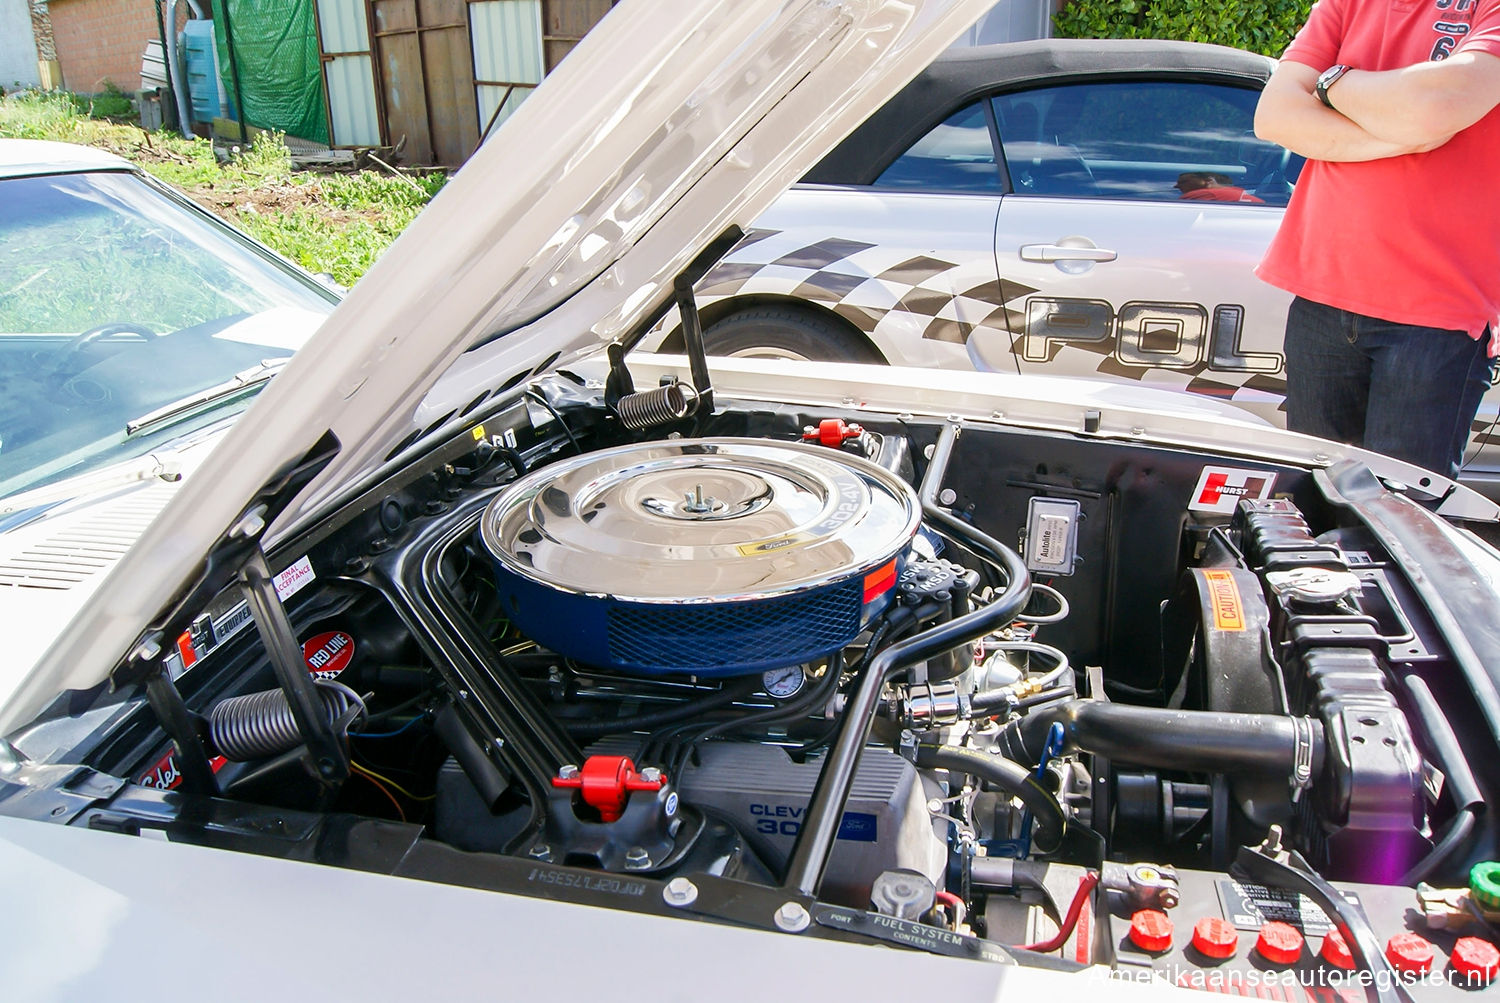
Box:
[210,0,329,145]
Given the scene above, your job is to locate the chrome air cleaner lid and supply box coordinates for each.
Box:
[479,438,921,675]
[481,438,921,603]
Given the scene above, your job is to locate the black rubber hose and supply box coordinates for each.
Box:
[1399,675,1484,884]
[1401,675,1484,814]
[972,685,1073,716]
[916,744,1065,854]
[968,855,1050,893]
[1007,700,1326,779]
[563,677,760,740]
[781,503,1032,896]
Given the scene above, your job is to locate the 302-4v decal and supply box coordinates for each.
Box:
[1022,297,1283,374]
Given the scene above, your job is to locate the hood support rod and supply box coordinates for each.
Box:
[673,275,714,416]
[240,547,349,791]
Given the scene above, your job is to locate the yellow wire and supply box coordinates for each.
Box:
[351,765,407,822]
[352,760,437,801]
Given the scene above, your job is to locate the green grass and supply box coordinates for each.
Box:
[0,90,443,285]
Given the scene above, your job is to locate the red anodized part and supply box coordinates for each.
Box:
[1451,937,1500,983]
[1190,917,1239,959]
[1385,932,1435,974]
[551,755,665,823]
[803,418,865,448]
[1129,910,1174,953]
[1255,922,1305,965]
[1319,929,1356,970]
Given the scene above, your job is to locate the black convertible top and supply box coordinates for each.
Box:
[803,38,1278,186]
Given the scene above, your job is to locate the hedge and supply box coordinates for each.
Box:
[1052,0,1314,57]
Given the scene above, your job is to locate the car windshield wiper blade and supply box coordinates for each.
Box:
[125,358,289,437]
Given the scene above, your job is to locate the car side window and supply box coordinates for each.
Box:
[872,102,1002,192]
[991,81,1303,206]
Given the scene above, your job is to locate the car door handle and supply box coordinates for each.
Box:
[1019,243,1118,263]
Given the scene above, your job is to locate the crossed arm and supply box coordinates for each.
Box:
[1254,50,1500,162]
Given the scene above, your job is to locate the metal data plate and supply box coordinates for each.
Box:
[1024,497,1081,577]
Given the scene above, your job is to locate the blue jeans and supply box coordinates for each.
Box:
[1284,297,1495,480]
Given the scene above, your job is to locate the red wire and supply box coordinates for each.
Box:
[1019,871,1099,953]
[935,890,965,912]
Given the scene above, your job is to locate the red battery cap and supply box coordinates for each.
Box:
[1255,922,1305,965]
[1450,937,1500,983]
[1319,929,1356,970]
[1385,932,1435,974]
[1129,910,1174,953]
[1190,917,1239,959]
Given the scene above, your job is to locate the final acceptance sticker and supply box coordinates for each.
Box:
[1189,466,1277,516]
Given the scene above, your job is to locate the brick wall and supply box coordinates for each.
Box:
[48,0,186,93]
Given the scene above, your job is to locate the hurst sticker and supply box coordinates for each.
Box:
[1189,466,1277,515]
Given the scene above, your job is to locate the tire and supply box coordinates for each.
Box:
[702,306,885,364]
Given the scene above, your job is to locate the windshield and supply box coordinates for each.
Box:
[0,169,337,497]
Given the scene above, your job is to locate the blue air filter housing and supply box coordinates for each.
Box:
[480,438,921,676]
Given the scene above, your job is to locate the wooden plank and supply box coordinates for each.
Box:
[420,20,478,166]
[377,30,432,164]
[372,0,418,33]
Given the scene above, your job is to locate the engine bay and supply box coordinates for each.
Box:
[36,370,1500,998]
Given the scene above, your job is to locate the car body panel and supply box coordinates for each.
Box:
[0,814,1043,1003]
[0,0,1010,735]
[0,6,1499,993]
[0,141,338,713]
[994,196,1289,426]
[675,37,1500,490]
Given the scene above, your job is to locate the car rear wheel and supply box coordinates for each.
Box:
[703,307,884,363]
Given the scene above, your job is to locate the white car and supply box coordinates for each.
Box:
[2,4,1499,1000]
[0,139,337,693]
[659,38,1500,497]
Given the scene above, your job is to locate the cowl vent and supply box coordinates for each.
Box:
[0,483,177,591]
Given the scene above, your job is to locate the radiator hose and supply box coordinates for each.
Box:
[1000,700,1325,779]
[914,743,1066,854]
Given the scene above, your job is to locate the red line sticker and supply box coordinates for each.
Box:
[302,630,355,679]
[863,561,897,603]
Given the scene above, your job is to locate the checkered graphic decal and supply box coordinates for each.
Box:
[697,230,1037,348]
[697,228,1288,412]
[1042,335,1288,411]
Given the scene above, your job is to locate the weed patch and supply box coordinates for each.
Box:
[0,91,441,284]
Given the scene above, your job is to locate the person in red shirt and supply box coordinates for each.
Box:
[1175,172,1266,203]
[1254,0,1500,480]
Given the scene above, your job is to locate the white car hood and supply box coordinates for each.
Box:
[0,0,1002,732]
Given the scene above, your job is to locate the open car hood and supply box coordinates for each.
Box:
[0,0,1002,729]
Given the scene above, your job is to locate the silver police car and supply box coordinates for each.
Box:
[661,38,1500,495]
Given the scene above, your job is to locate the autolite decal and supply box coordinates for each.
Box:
[302,630,354,679]
[1203,570,1246,632]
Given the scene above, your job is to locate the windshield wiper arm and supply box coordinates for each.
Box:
[125,358,289,437]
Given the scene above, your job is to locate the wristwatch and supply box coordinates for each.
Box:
[1315,64,1352,109]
